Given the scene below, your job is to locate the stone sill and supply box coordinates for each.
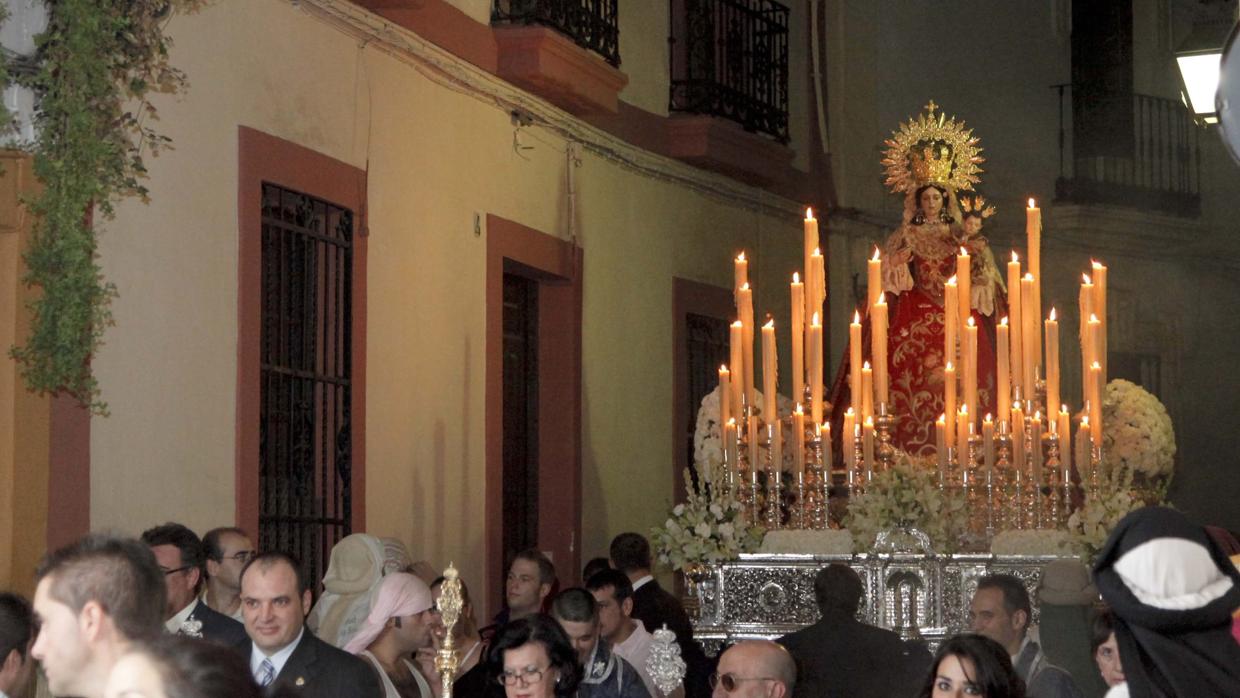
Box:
[494,25,628,116]
[665,115,795,188]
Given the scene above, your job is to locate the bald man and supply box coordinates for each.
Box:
[710,640,795,698]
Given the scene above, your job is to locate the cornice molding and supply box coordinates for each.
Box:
[292,0,803,220]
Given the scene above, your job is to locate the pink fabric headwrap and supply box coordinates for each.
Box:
[343,572,433,654]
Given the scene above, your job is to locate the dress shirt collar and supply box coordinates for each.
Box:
[615,618,650,654]
[250,626,305,681]
[631,574,654,591]
[165,598,199,634]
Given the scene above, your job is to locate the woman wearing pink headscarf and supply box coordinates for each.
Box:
[345,572,436,698]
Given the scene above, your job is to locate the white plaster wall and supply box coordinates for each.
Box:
[89,0,803,606]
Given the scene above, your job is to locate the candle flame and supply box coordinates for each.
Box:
[960,246,968,256]
[720,364,728,372]
[1061,404,1069,414]
[1081,416,1090,425]
[1049,307,1057,321]
[967,316,976,327]
[1083,273,1092,284]
[812,312,820,325]
[794,403,804,414]
[737,252,746,262]
[1089,313,1099,323]
[947,275,957,284]
[864,416,874,426]
[1034,410,1041,420]
[853,310,861,323]
[1091,361,1101,369]
[727,417,736,426]
[871,247,881,261]
[1000,316,1009,326]
[985,413,993,422]
[877,292,886,305]
[741,282,750,291]
[732,320,743,328]
[938,414,946,423]
[1024,272,1035,281]
[813,247,821,256]
[846,407,855,416]
[1092,259,1103,269]
[763,318,774,329]
[793,271,800,283]
[946,361,954,370]
[1011,250,1019,263]
[863,361,871,369]
[805,207,814,221]
[1028,198,1036,208]
[961,404,969,415]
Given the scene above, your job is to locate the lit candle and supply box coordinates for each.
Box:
[1080,274,1094,406]
[821,422,833,472]
[1089,361,1103,445]
[957,405,971,474]
[725,418,739,481]
[1020,273,1037,401]
[793,404,805,474]
[860,361,874,421]
[849,310,862,415]
[997,317,1011,424]
[1057,405,1072,480]
[729,321,745,418]
[944,275,959,373]
[957,247,972,335]
[936,414,948,478]
[739,283,755,410]
[762,319,778,427]
[983,414,995,474]
[1088,314,1102,406]
[1076,416,1091,478]
[1092,261,1108,387]
[965,317,978,423]
[944,362,957,449]
[872,293,889,407]
[1007,252,1024,395]
[791,273,805,403]
[809,313,824,425]
[734,252,748,300]
[867,247,882,311]
[843,408,856,470]
[718,365,731,430]
[1010,403,1025,473]
[1027,199,1042,337]
[1031,411,1044,484]
[803,209,817,294]
[1045,308,1060,420]
[748,414,761,475]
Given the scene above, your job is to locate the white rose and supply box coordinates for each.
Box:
[694,522,712,538]
[672,504,685,516]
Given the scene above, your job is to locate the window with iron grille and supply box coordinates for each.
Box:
[259,183,354,592]
[493,0,621,67]
[669,0,790,142]
[685,312,731,491]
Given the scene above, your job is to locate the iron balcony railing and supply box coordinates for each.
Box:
[1055,85,1201,217]
[669,0,790,143]
[492,0,620,67]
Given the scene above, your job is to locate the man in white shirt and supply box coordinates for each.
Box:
[202,526,255,621]
[238,551,380,697]
[970,574,1083,698]
[30,535,165,698]
[588,569,658,697]
[0,593,34,698]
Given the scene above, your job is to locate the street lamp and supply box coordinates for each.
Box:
[1175,17,1235,123]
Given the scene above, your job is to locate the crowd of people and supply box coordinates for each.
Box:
[0,507,1237,698]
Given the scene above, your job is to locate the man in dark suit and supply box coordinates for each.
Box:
[609,532,711,698]
[141,522,248,646]
[238,552,381,698]
[777,564,930,698]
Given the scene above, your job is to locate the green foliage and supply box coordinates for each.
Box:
[8,0,203,412]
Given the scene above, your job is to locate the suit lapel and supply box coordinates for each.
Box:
[277,631,320,689]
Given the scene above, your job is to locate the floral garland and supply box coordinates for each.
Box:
[1101,379,1176,479]
[651,465,765,570]
[843,454,965,553]
[1066,464,1152,560]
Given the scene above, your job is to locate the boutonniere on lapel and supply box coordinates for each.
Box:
[295,677,306,687]
[178,618,203,638]
[591,660,606,677]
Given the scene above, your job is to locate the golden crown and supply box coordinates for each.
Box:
[960,195,996,219]
[882,100,985,195]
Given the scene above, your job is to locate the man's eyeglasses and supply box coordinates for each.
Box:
[709,673,777,692]
[161,565,194,576]
[224,550,256,563]
[497,665,549,686]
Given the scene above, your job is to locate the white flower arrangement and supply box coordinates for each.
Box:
[843,454,966,553]
[990,529,1076,557]
[759,529,854,555]
[693,385,796,480]
[1101,379,1176,479]
[1066,464,1155,560]
[651,464,765,570]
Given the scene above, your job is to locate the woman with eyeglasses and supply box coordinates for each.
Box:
[915,634,1025,698]
[487,615,581,698]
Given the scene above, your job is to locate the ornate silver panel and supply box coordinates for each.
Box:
[691,553,1067,655]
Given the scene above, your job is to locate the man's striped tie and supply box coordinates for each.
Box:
[258,658,276,687]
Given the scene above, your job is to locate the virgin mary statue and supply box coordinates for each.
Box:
[830,102,1005,457]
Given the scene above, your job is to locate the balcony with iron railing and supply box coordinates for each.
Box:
[1055,84,1201,217]
[492,0,620,66]
[669,0,790,143]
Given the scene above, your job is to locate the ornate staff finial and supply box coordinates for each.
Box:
[924,99,938,116]
[435,563,464,698]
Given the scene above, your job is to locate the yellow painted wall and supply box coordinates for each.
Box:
[87,0,802,614]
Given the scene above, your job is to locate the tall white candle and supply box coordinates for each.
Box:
[944,362,957,449]
[739,283,755,411]
[729,321,745,418]
[1045,308,1060,421]
[718,365,731,431]
[957,247,972,335]
[965,317,978,424]
[872,293,889,407]
[1007,253,1024,396]
[791,273,805,404]
[868,247,882,312]
[997,318,1011,424]
[944,275,959,375]
[809,314,823,425]
[850,310,862,415]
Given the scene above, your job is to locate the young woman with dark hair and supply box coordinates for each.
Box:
[916,633,1026,698]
